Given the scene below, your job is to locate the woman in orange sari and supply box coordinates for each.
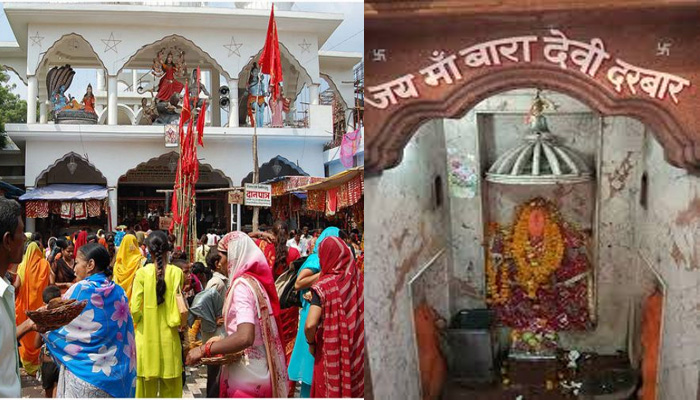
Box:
[112,234,145,302]
[14,242,51,375]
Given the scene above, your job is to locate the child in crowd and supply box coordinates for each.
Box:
[37,285,62,397]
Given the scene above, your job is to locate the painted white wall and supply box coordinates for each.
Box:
[24,136,325,188]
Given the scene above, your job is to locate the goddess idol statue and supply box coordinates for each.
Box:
[153,48,187,103]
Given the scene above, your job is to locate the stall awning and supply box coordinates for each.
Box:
[19,184,108,201]
[298,167,364,191]
[265,176,325,196]
[299,167,364,214]
[0,181,25,200]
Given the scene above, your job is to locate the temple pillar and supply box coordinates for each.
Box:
[310,83,320,105]
[108,186,118,231]
[27,75,37,124]
[228,78,239,127]
[107,75,118,125]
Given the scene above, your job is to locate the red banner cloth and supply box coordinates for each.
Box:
[86,199,102,217]
[26,201,49,219]
[73,202,87,220]
[259,4,283,104]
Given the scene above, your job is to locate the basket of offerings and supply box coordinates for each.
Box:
[26,298,88,333]
[201,352,243,366]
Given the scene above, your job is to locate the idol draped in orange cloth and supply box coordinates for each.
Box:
[641,290,662,400]
[156,52,185,102]
[15,242,51,375]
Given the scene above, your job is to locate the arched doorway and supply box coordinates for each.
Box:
[240,155,308,228]
[31,152,109,238]
[117,152,232,234]
[35,152,108,187]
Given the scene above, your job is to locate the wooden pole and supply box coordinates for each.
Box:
[251,71,262,232]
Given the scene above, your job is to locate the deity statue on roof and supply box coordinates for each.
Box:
[63,84,96,114]
[47,65,97,124]
[139,97,158,125]
[270,83,289,128]
[51,85,69,114]
[153,48,187,103]
[245,62,267,127]
[188,68,210,112]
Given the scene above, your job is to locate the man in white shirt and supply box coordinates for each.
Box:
[299,226,313,256]
[206,229,218,247]
[286,230,307,256]
[0,198,32,397]
[205,248,229,300]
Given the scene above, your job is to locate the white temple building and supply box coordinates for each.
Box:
[0,2,363,232]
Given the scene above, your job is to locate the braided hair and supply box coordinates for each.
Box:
[272,220,289,275]
[147,230,169,305]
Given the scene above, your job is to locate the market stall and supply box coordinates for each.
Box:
[298,166,364,232]
[19,184,110,236]
[267,175,324,230]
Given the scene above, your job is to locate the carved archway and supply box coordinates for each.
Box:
[36,33,107,74]
[241,155,308,185]
[367,64,698,174]
[117,34,229,81]
[35,152,108,187]
[365,5,700,176]
[118,151,233,187]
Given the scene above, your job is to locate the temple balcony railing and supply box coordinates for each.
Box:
[4,123,333,145]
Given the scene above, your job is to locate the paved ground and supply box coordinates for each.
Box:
[21,365,209,398]
[22,365,300,398]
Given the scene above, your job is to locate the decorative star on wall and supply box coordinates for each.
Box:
[299,38,312,54]
[30,32,44,47]
[101,32,121,54]
[224,36,243,57]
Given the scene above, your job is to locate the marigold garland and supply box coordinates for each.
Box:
[511,199,565,299]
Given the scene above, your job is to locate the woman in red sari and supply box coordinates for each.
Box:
[249,222,300,396]
[305,236,364,398]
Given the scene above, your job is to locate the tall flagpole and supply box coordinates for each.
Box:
[251,70,262,232]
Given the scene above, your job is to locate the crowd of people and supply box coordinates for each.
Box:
[0,197,364,398]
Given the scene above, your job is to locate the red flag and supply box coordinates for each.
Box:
[179,83,191,135]
[259,4,283,104]
[171,186,180,223]
[196,100,207,147]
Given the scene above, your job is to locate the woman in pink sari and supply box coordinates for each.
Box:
[186,232,288,398]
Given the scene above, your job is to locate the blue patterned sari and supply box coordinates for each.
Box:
[44,272,136,398]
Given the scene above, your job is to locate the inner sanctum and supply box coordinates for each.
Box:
[366,87,696,399]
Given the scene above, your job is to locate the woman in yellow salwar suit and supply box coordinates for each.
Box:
[113,234,145,301]
[130,230,184,397]
[14,242,50,375]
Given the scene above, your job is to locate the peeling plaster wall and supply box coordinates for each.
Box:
[365,119,451,400]
[636,133,700,400]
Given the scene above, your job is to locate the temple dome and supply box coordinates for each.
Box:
[485,115,593,185]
